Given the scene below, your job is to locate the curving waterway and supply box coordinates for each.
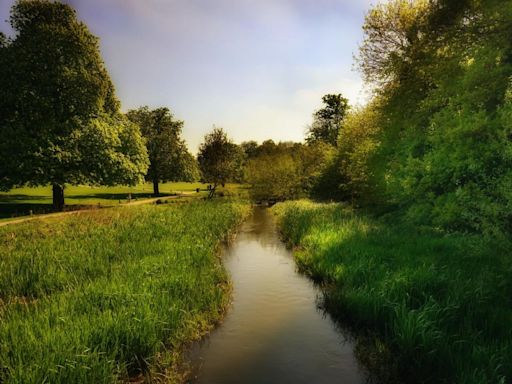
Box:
[188,207,367,384]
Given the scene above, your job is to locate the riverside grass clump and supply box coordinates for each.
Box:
[0,200,249,383]
[272,200,512,384]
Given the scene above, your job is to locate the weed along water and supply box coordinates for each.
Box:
[188,207,366,383]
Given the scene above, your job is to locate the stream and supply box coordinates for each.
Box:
[188,207,367,383]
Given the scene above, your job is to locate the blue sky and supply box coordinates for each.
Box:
[0,0,375,151]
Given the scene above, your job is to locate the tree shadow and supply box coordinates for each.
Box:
[0,203,53,219]
[70,192,176,200]
[0,192,177,219]
[0,194,48,202]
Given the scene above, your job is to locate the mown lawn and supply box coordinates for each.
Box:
[0,183,246,220]
[272,200,512,384]
[0,182,206,220]
[0,200,249,383]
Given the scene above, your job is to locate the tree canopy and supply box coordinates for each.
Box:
[306,94,349,147]
[198,127,241,198]
[245,141,334,202]
[314,0,512,237]
[127,106,198,195]
[0,0,148,210]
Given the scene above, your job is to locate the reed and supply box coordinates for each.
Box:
[0,200,249,383]
[273,200,512,384]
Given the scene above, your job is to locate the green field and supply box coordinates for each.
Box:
[272,200,512,384]
[0,200,249,383]
[0,182,206,219]
[0,183,247,221]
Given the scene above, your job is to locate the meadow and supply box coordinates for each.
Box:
[0,183,248,222]
[272,200,512,384]
[0,199,249,383]
[0,183,207,220]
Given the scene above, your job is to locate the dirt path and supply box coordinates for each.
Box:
[0,193,195,227]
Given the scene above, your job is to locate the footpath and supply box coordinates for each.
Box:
[0,193,195,227]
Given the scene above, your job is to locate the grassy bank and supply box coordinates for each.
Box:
[272,200,512,384]
[0,200,249,383]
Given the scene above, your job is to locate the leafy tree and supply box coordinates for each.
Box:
[358,0,430,87]
[127,107,198,196]
[246,142,333,202]
[310,103,382,204]
[354,0,512,237]
[240,141,259,159]
[0,0,148,210]
[306,94,349,146]
[246,153,301,202]
[256,139,278,156]
[197,127,240,198]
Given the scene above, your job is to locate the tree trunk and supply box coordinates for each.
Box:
[153,178,160,196]
[52,184,65,212]
[208,183,216,199]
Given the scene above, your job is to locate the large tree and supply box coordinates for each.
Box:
[354,0,512,236]
[0,0,148,210]
[306,94,349,147]
[127,107,198,196]
[197,127,240,198]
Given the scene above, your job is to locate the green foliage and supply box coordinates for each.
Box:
[246,153,301,202]
[198,127,241,197]
[273,200,512,384]
[313,0,512,237]
[127,107,198,195]
[245,142,334,202]
[0,1,148,209]
[240,140,259,159]
[306,94,349,146]
[0,200,249,383]
[313,102,382,204]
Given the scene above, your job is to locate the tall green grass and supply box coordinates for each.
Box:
[0,200,249,383]
[273,200,512,384]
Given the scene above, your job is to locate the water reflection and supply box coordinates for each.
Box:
[188,207,366,384]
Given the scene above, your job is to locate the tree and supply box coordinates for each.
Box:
[240,141,259,159]
[306,94,349,146]
[335,102,382,204]
[357,0,430,87]
[246,142,334,202]
[197,127,239,198]
[0,0,148,210]
[246,153,301,202]
[354,0,512,237]
[127,107,198,196]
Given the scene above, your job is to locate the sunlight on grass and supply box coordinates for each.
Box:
[273,200,512,384]
[0,200,250,383]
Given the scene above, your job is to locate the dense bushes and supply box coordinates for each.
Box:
[316,0,512,237]
[245,142,334,202]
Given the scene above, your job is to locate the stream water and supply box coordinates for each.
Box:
[188,207,367,383]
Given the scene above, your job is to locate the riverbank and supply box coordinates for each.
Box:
[188,206,365,383]
[0,200,249,383]
[272,200,512,384]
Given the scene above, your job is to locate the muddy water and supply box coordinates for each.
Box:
[188,207,366,384]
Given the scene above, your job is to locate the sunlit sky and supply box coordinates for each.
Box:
[0,0,375,151]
